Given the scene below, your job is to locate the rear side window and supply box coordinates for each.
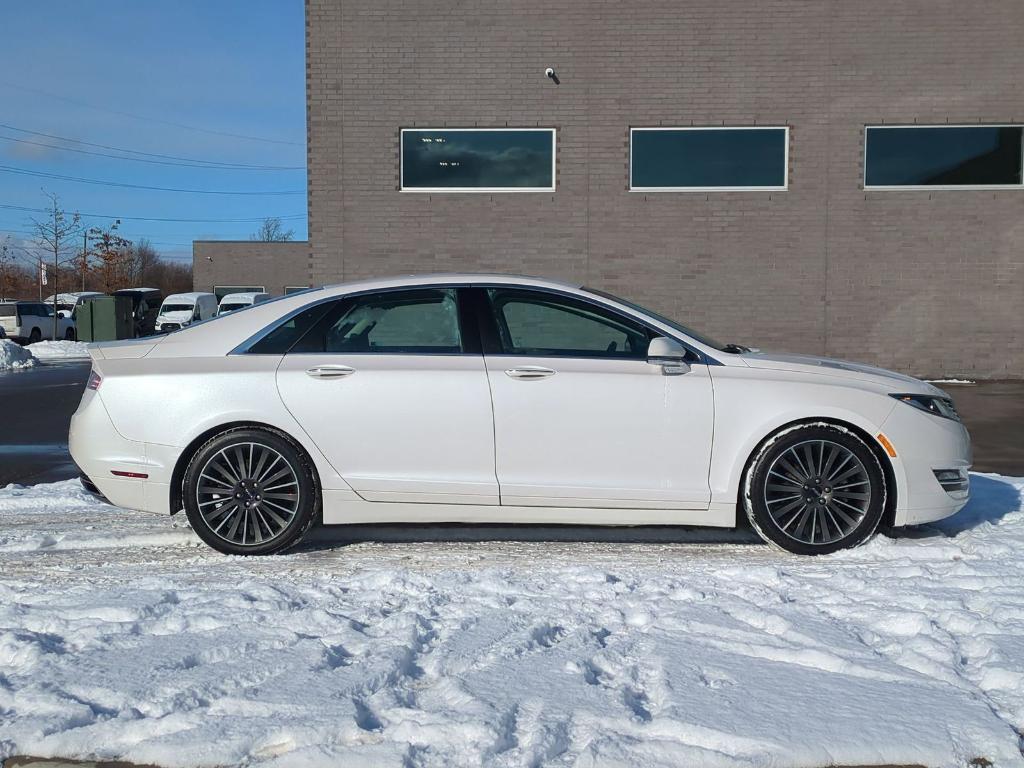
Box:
[246,301,337,354]
[292,289,462,354]
[487,289,650,358]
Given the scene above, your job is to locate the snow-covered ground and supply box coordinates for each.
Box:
[1,475,1023,768]
[0,340,36,370]
[25,340,91,360]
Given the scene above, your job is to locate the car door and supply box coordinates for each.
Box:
[275,287,499,504]
[478,287,714,509]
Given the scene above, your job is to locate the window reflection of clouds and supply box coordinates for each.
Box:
[402,130,553,189]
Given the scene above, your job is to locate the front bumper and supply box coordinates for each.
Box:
[880,401,972,526]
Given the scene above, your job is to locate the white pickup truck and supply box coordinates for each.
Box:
[0,300,76,343]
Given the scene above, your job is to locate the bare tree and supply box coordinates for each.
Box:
[31,192,82,338]
[0,236,16,299]
[89,225,133,293]
[130,238,160,285]
[250,217,294,242]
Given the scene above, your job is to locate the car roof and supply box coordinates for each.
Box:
[163,292,216,302]
[321,273,583,294]
[220,292,266,302]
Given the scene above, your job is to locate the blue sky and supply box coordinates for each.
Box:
[0,0,307,262]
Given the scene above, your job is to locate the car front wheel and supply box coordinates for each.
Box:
[183,428,318,555]
[743,423,886,555]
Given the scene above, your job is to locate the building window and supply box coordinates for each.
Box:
[864,125,1024,189]
[285,286,311,294]
[630,127,788,191]
[400,128,556,192]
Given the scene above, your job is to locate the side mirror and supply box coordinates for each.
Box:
[647,336,690,375]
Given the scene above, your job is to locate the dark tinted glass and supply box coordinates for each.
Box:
[631,128,787,188]
[865,126,1023,187]
[488,289,650,358]
[0,305,15,317]
[246,301,336,354]
[402,130,554,189]
[293,289,462,354]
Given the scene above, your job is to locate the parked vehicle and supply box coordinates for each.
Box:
[0,300,76,343]
[45,292,105,318]
[71,274,971,557]
[112,288,163,337]
[154,292,218,333]
[217,292,272,316]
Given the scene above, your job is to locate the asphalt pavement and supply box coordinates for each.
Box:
[0,361,1021,488]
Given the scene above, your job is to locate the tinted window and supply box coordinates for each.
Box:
[0,305,15,317]
[488,289,650,358]
[292,289,462,354]
[214,285,264,300]
[161,304,193,313]
[865,126,1023,187]
[246,301,337,355]
[402,129,555,190]
[631,128,788,189]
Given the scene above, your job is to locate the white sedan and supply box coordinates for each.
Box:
[69,274,971,556]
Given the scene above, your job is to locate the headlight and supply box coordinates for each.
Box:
[890,393,960,421]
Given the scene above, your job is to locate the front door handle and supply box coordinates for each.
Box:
[505,366,556,380]
[305,365,356,379]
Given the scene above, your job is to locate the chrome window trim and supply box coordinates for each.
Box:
[230,281,720,365]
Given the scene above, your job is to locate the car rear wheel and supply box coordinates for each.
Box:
[183,428,318,555]
[743,423,886,555]
[65,328,75,340]
[28,327,41,343]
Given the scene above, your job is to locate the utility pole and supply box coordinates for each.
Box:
[82,230,88,291]
[52,204,60,339]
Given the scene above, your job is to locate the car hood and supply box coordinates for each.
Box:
[157,311,192,323]
[739,350,943,395]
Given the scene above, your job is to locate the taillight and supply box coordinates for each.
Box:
[87,369,102,390]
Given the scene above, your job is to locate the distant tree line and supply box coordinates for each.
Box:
[0,192,192,300]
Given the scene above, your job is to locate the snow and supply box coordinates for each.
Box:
[1,474,1023,767]
[25,340,92,359]
[0,340,36,370]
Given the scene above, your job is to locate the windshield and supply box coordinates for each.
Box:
[160,303,193,314]
[582,287,727,351]
[219,303,247,313]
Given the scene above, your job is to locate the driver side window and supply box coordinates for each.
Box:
[487,289,650,358]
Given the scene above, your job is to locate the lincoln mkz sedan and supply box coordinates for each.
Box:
[70,274,971,556]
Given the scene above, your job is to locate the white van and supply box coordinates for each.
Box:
[45,292,104,318]
[154,292,218,333]
[217,292,272,316]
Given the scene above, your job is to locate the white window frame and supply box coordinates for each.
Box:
[629,126,789,192]
[284,285,311,294]
[400,127,556,193]
[863,124,1024,191]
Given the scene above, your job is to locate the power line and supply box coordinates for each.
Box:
[0,202,306,224]
[0,165,305,195]
[0,79,305,148]
[0,123,305,170]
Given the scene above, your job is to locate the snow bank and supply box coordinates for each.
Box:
[0,339,36,370]
[26,339,91,359]
[1,475,1023,767]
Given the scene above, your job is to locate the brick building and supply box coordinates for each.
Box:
[194,0,1024,378]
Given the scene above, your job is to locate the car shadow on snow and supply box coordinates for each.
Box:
[886,473,1021,541]
[300,519,764,551]
[297,474,1021,553]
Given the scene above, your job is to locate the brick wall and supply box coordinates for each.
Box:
[192,241,311,296]
[299,0,1024,378]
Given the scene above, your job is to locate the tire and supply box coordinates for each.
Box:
[183,428,318,555]
[65,328,76,340]
[28,327,41,343]
[743,423,886,555]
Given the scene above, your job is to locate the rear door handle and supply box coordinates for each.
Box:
[505,366,556,380]
[306,365,356,379]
